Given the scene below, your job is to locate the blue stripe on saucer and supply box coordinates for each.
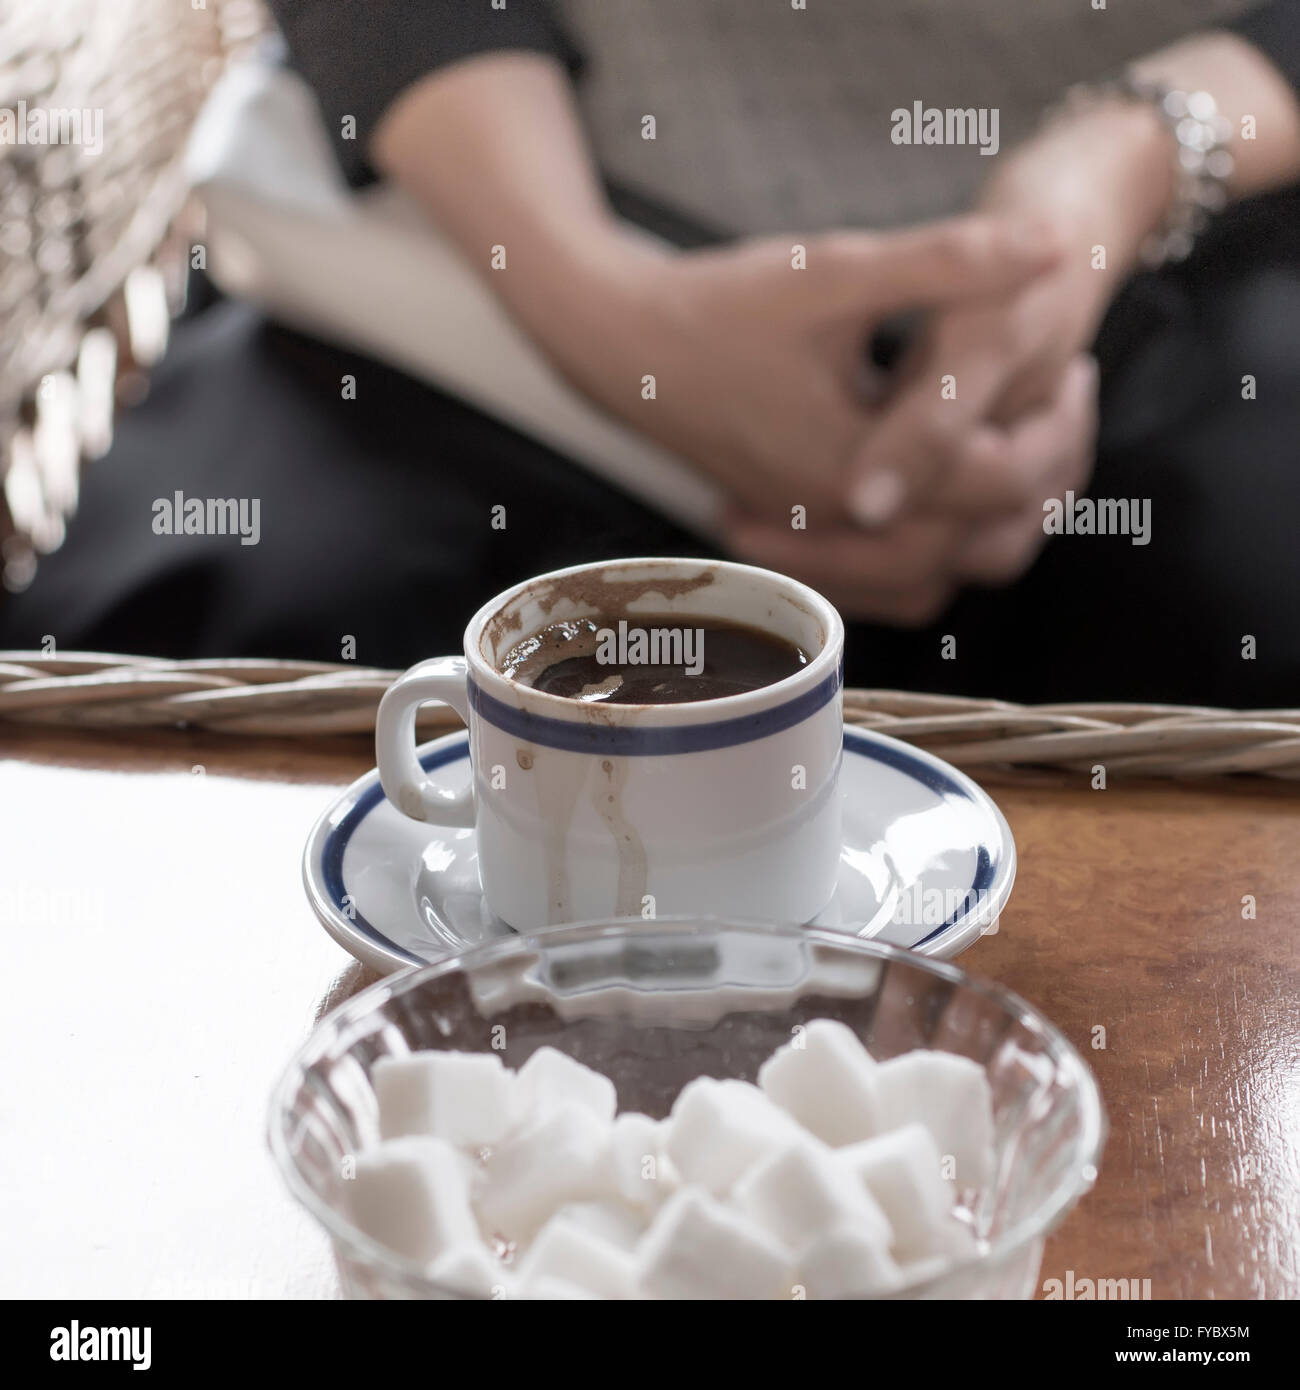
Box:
[316,725,996,961]
[467,661,843,755]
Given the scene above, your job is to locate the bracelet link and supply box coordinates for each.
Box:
[1057,72,1235,270]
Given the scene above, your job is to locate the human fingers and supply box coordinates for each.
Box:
[844,306,1023,525]
[804,215,1062,321]
[723,511,962,624]
[926,355,1099,517]
[952,356,1099,585]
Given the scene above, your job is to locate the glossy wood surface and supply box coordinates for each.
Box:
[1,726,1296,1299]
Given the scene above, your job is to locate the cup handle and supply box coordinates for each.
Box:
[375,656,475,826]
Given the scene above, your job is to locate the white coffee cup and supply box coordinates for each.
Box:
[375,557,845,931]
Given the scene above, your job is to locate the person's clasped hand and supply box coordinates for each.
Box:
[544,215,1062,533]
[726,99,1177,624]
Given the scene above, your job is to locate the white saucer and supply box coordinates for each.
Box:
[303,728,1015,975]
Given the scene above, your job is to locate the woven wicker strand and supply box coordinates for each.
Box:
[1,651,1297,779]
[0,0,270,589]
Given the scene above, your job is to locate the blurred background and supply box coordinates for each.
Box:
[0,0,1295,705]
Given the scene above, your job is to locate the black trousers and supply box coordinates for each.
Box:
[2,189,1297,705]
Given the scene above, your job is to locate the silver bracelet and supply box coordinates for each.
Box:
[1058,72,1235,269]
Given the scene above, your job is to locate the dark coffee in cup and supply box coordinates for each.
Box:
[499,614,808,704]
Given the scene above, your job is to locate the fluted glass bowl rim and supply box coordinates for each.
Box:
[267,918,1107,1299]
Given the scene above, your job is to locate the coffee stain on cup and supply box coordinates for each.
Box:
[596,757,648,918]
[534,751,587,923]
[482,563,718,655]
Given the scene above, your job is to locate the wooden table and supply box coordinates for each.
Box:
[2,725,1296,1299]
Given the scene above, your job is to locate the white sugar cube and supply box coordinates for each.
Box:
[873,1050,995,1191]
[757,1019,882,1146]
[837,1122,959,1262]
[429,1243,512,1300]
[606,1112,676,1208]
[515,1047,617,1124]
[637,1188,793,1301]
[664,1078,804,1195]
[520,1276,599,1300]
[517,1215,638,1299]
[476,1103,610,1241]
[347,1136,478,1264]
[733,1139,893,1256]
[797,1226,905,1299]
[552,1199,647,1252]
[373,1050,517,1148]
